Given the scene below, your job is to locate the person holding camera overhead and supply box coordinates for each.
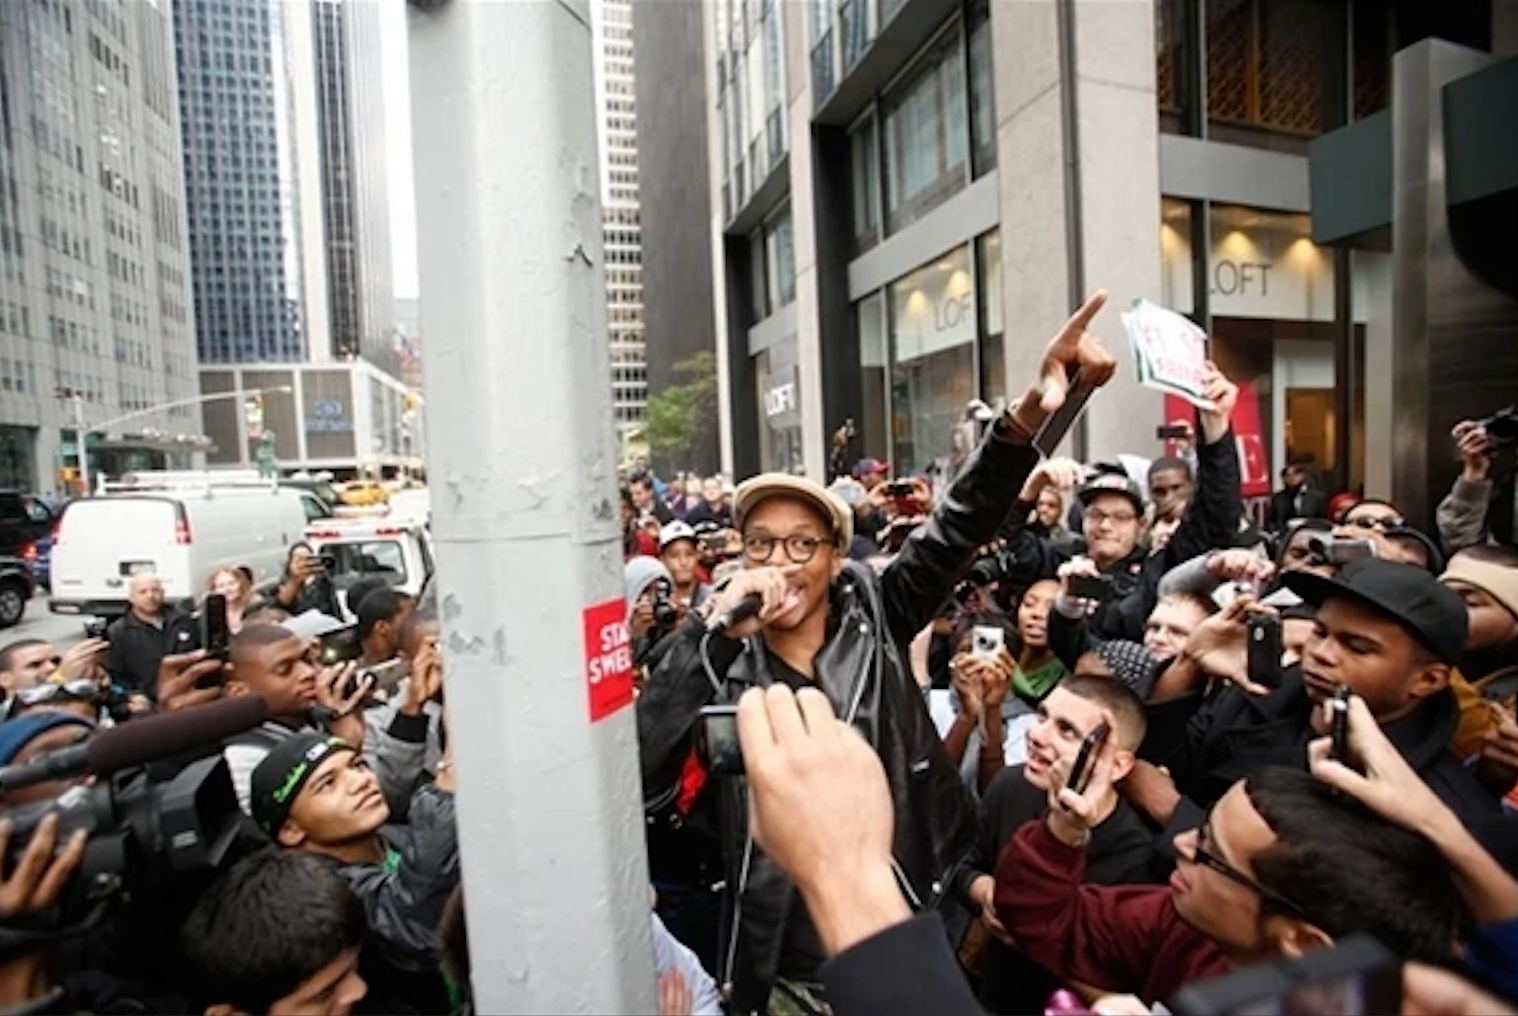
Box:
[272,541,343,619]
[637,292,1118,1014]
[1439,410,1518,553]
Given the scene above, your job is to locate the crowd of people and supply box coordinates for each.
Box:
[624,291,1518,1015]
[0,288,1513,1015]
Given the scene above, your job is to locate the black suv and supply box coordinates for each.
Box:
[0,491,54,558]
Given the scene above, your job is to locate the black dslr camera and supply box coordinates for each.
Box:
[650,580,679,632]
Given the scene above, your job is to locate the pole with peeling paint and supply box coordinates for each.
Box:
[405,0,656,1011]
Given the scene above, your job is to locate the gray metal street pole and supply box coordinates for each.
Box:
[406,1,656,1012]
[72,394,90,497]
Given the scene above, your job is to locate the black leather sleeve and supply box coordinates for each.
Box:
[881,430,1040,648]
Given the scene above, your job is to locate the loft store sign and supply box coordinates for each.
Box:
[892,252,975,364]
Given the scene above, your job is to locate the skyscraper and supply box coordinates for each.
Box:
[173,0,329,364]
[592,0,647,446]
[0,0,202,492]
[312,0,394,372]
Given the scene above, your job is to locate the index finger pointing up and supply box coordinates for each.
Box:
[1054,290,1108,347]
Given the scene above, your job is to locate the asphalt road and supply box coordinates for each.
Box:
[4,592,91,651]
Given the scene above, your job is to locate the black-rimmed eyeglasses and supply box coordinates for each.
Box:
[742,534,828,565]
[1192,820,1308,918]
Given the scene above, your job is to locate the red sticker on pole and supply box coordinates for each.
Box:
[583,599,634,723]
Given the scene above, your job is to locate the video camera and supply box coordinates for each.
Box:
[2,756,238,886]
[0,698,259,955]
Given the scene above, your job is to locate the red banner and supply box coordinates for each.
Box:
[583,599,634,723]
[1164,380,1271,498]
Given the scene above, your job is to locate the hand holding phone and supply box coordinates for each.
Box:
[200,593,231,665]
[1047,713,1118,835]
[1246,614,1282,691]
[701,704,743,775]
[1330,686,1351,765]
[1064,723,1111,801]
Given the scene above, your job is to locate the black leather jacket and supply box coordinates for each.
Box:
[637,426,1039,1012]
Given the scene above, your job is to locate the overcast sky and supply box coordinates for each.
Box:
[378,0,419,300]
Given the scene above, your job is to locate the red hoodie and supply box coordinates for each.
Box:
[993,818,1230,1003]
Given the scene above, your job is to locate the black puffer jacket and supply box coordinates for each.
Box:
[637,426,1039,1013]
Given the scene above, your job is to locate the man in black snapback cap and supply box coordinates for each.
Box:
[250,732,460,1012]
[1129,557,1518,872]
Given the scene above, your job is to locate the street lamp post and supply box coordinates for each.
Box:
[60,385,294,494]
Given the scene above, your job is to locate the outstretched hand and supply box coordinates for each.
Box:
[1010,292,1117,435]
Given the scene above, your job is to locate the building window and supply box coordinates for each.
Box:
[975,230,1002,405]
[968,5,996,177]
[766,206,795,309]
[849,115,880,252]
[887,245,975,473]
[855,292,889,461]
[882,26,968,235]
[1205,0,1345,146]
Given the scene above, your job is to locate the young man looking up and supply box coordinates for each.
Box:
[250,731,458,1013]
[956,676,1159,1012]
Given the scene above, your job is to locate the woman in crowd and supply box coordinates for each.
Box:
[207,566,256,634]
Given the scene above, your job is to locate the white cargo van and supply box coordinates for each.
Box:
[49,479,331,619]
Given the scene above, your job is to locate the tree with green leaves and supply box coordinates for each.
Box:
[639,351,718,472]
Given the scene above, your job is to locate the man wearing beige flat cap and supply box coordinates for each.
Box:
[636,292,1119,1014]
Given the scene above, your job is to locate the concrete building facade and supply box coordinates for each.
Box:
[702,0,1508,522]
[0,0,204,494]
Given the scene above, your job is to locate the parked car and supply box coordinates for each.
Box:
[23,532,51,592]
[0,491,56,559]
[0,555,35,627]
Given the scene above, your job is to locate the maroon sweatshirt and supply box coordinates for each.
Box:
[993,818,1230,1003]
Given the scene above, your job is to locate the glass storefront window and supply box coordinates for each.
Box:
[976,230,1004,405]
[756,342,804,474]
[882,27,968,235]
[1208,204,1333,323]
[856,293,889,463]
[1158,198,1194,314]
[968,8,996,177]
[888,245,975,474]
[1203,205,1337,498]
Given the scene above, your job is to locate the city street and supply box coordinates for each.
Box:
[8,592,89,652]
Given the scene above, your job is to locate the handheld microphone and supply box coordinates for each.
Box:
[709,594,763,635]
[0,695,271,794]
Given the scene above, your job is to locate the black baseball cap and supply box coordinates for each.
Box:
[250,733,352,838]
[1283,557,1468,664]
[1077,471,1145,515]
